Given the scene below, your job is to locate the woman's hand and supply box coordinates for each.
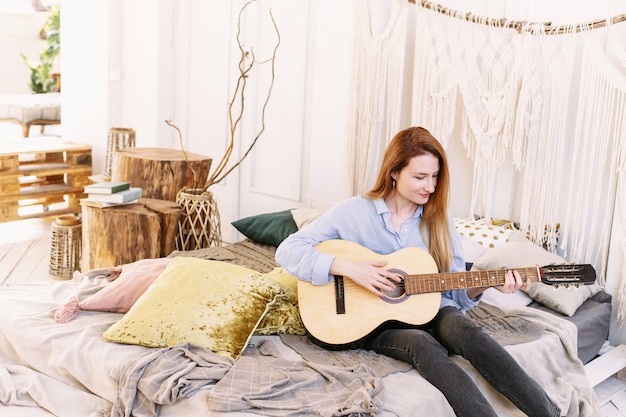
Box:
[330,258,401,296]
[501,269,531,293]
[466,269,531,299]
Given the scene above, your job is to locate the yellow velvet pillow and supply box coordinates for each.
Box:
[254,267,306,336]
[102,257,287,359]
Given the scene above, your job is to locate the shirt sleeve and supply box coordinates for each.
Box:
[275,202,347,285]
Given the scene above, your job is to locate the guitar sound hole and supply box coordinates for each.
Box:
[383,270,406,299]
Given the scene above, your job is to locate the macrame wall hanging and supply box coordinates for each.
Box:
[453,17,520,222]
[618,180,626,325]
[410,4,577,250]
[410,8,458,147]
[511,26,575,252]
[563,32,626,265]
[347,0,408,196]
[405,2,626,288]
[558,30,626,292]
[606,23,626,325]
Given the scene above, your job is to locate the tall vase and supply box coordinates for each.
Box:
[175,189,222,251]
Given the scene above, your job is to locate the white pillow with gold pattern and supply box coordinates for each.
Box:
[454,218,514,249]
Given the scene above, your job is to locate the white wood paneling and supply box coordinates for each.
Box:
[240,0,309,203]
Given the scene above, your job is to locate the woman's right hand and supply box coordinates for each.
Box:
[330,258,401,296]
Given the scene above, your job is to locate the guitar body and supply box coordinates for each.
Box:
[297,239,442,348]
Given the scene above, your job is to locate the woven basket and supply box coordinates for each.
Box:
[103,127,136,181]
[49,215,82,280]
[175,189,222,251]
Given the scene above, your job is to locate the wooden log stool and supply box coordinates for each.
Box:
[81,198,181,270]
[111,148,212,201]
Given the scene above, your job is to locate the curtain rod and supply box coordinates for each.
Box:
[411,0,626,34]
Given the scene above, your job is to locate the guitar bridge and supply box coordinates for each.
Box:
[334,275,346,314]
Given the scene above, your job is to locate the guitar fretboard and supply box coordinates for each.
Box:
[404,267,541,295]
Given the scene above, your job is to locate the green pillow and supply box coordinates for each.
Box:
[231,209,298,247]
[102,257,287,359]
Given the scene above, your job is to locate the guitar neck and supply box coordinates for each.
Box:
[404,267,541,295]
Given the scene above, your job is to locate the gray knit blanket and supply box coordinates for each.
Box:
[467,302,545,345]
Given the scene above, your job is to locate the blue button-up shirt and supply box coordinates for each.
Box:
[275,196,479,313]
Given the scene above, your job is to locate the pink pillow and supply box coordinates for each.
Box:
[55,258,172,323]
[80,257,172,312]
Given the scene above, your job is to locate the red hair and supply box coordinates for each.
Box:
[365,127,452,271]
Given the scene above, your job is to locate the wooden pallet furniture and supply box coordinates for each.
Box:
[0,93,61,137]
[0,138,91,222]
[586,344,626,409]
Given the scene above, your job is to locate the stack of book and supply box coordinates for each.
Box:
[80,181,143,208]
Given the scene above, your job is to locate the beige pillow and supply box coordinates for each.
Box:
[102,257,287,359]
[526,282,601,317]
[460,235,489,263]
[472,233,599,316]
[479,287,534,307]
[290,208,327,230]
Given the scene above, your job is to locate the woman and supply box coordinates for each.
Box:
[275,127,561,417]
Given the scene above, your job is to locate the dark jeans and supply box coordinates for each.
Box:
[359,306,561,417]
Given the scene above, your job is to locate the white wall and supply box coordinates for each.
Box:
[0,11,49,94]
[59,0,109,177]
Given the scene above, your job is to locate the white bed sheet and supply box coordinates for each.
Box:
[0,273,601,417]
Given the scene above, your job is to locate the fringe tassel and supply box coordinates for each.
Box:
[54,295,80,323]
[347,0,408,196]
[559,35,626,286]
[618,209,626,326]
[410,7,459,146]
[53,267,115,323]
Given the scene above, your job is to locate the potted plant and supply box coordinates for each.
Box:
[168,0,280,251]
[22,4,60,94]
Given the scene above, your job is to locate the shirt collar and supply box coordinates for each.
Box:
[374,198,424,218]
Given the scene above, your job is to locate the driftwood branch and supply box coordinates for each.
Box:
[164,0,279,194]
[207,2,280,187]
[205,0,280,188]
[413,0,626,34]
[164,119,199,190]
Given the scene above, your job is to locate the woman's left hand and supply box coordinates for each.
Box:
[466,269,531,299]
[497,269,531,293]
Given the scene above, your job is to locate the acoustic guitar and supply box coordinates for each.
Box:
[297,239,596,348]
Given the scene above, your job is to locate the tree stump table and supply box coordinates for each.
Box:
[111,147,212,201]
[81,198,181,270]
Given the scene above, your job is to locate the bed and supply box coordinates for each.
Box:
[0,210,611,416]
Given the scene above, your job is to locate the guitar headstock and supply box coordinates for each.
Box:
[539,264,596,287]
